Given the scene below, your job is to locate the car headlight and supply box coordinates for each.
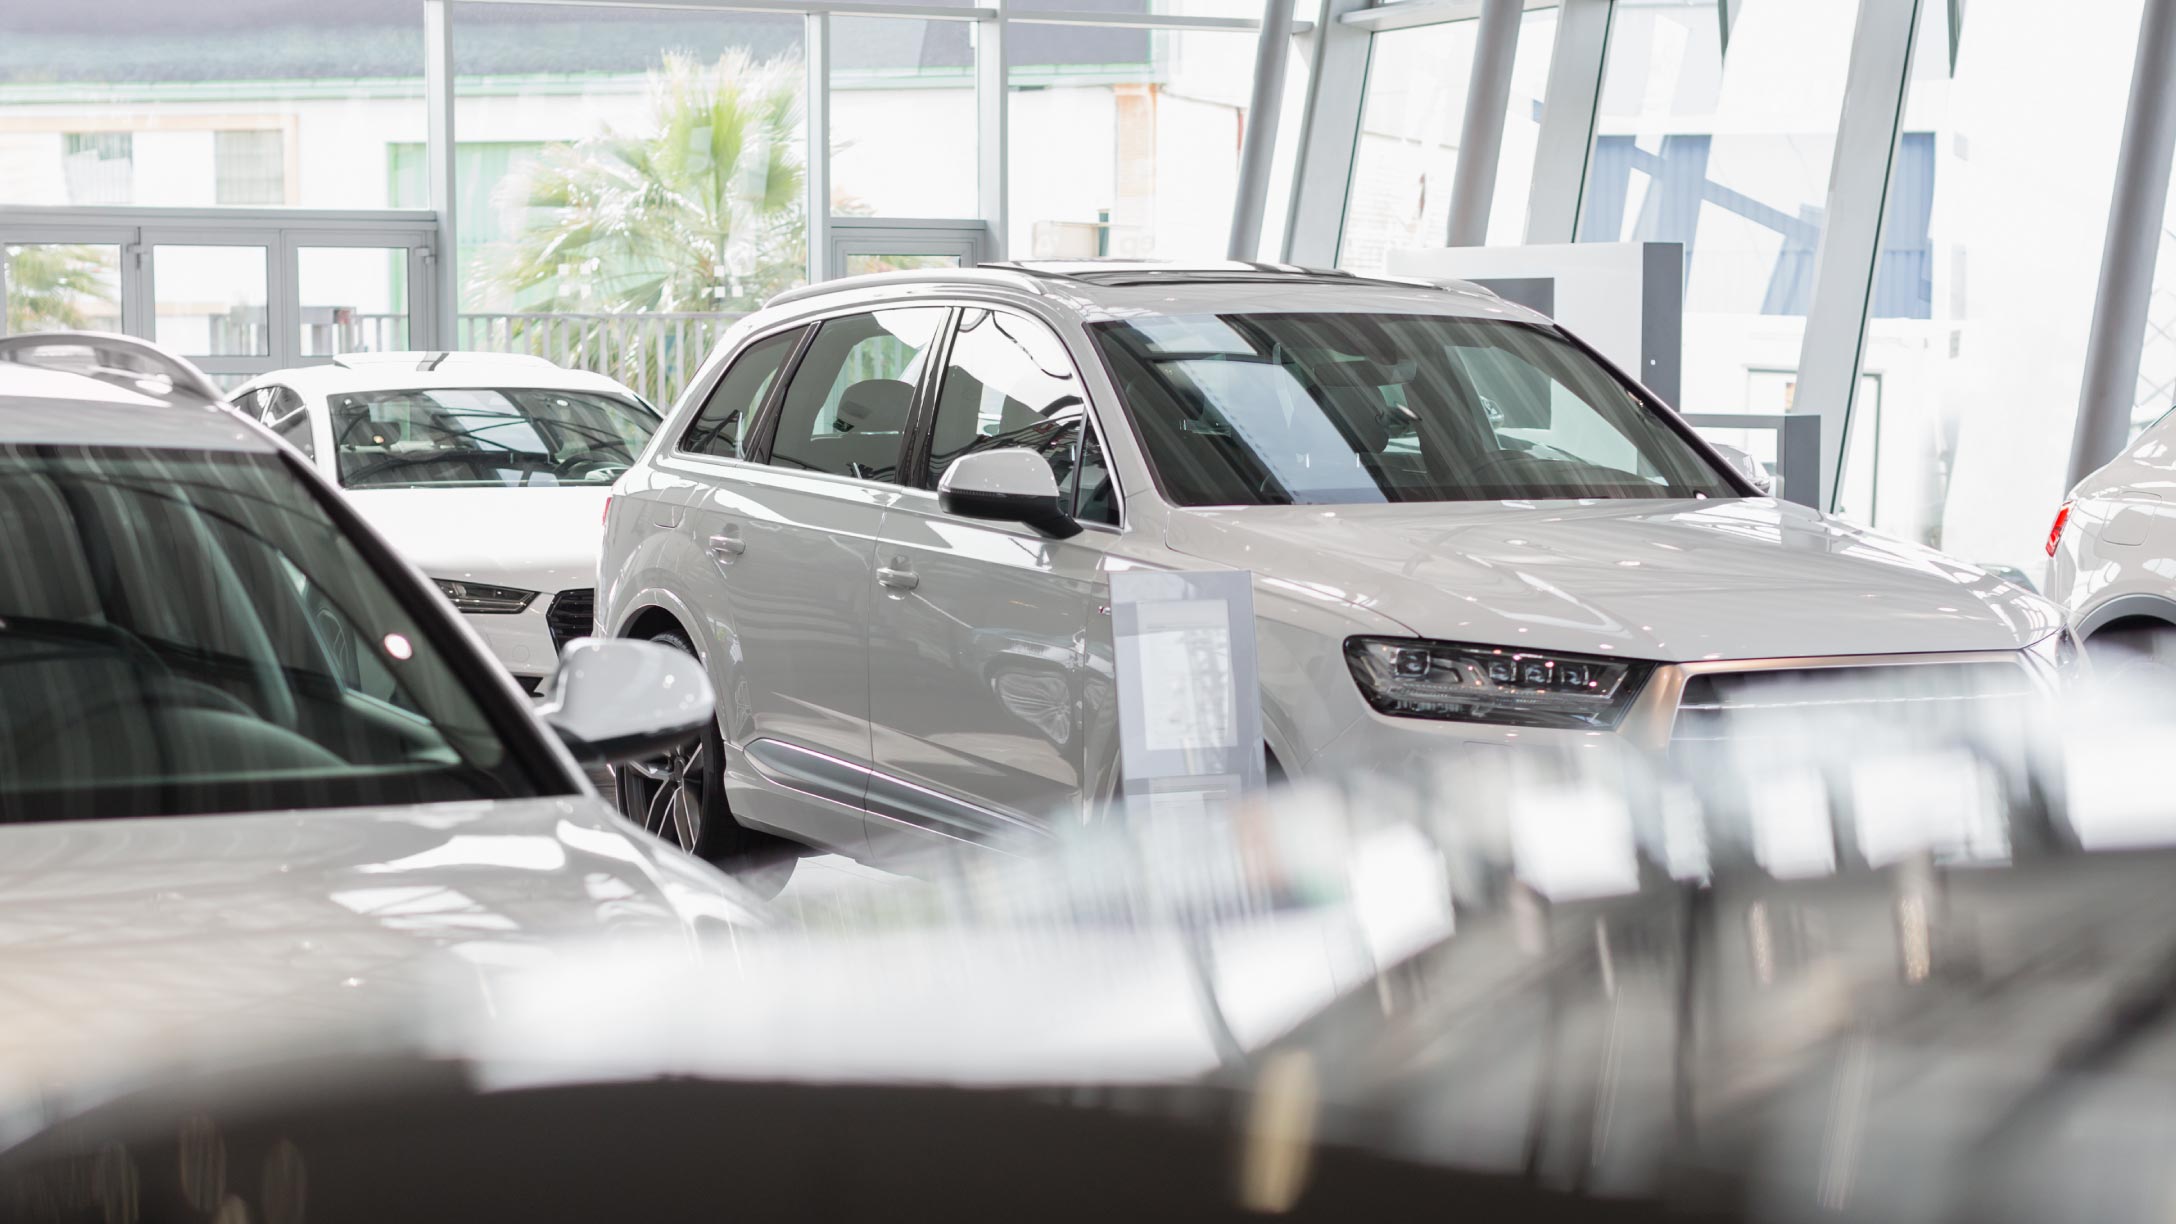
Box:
[1343,637,1654,730]
[433,578,538,614]
[2023,626,2088,684]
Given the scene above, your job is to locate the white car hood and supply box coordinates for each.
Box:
[345,486,610,595]
[0,797,755,1117]
[1165,498,2060,661]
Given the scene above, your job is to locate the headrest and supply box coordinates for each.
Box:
[835,379,915,432]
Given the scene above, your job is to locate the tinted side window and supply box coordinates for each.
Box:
[768,308,946,483]
[926,309,1084,482]
[680,327,803,459]
[261,386,315,459]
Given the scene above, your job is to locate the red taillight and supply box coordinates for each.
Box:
[2046,501,2071,557]
[602,494,612,527]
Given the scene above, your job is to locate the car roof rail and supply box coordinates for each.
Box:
[330,350,563,371]
[0,330,227,404]
[764,266,1051,309]
[981,259,1448,292]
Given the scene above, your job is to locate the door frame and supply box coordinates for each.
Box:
[824,216,992,282]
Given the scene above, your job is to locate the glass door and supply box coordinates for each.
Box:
[0,218,437,389]
[140,228,277,387]
[826,218,991,281]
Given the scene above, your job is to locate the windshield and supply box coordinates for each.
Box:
[331,386,658,490]
[1091,313,1737,505]
[0,444,556,822]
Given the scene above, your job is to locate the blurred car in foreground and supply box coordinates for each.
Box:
[0,333,763,1106]
[6,669,2174,1223]
[232,352,662,691]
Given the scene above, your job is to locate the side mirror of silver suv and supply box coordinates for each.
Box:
[1710,443,1776,497]
[538,638,715,764]
[938,449,1082,539]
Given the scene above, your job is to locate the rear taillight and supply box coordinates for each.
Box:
[602,494,612,527]
[2046,501,2071,557]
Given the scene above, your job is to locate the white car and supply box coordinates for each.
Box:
[599,261,2068,877]
[2048,407,2176,666]
[0,333,760,1080]
[232,352,663,692]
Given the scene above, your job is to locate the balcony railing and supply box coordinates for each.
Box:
[343,310,744,408]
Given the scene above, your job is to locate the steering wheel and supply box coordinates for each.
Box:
[556,449,629,483]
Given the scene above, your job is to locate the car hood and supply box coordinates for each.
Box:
[345,486,610,595]
[0,797,757,1119]
[1164,498,2059,660]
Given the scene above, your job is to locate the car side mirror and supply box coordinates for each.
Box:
[537,637,714,765]
[1710,443,1775,496]
[938,449,1082,539]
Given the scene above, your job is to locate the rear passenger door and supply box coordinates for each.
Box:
[679,306,948,851]
[866,307,1122,857]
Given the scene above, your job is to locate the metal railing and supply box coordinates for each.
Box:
[458,311,744,408]
[340,311,742,407]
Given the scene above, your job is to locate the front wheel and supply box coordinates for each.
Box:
[613,629,798,898]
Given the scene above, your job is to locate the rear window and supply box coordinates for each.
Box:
[0,444,555,822]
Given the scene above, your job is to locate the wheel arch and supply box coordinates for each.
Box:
[2077,593,2176,641]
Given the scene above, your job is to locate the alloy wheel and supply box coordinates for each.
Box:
[626,741,703,853]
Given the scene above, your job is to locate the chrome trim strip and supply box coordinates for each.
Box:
[737,737,1051,848]
[740,738,872,812]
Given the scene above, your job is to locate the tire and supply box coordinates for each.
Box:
[613,628,799,899]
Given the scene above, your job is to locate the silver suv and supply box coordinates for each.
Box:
[599,262,2063,887]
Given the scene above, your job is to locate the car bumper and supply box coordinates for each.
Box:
[465,604,562,689]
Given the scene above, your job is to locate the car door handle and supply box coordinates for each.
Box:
[875,564,919,591]
[707,532,746,559]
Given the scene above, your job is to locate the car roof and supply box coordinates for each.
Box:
[763,260,1544,325]
[255,353,645,400]
[0,362,275,452]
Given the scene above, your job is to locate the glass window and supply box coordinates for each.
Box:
[2,243,121,333]
[263,387,316,460]
[830,17,977,219]
[1579,0,1861,414]
[214,129,285,205]
[1859,0,2142,577]
[330,388,659,490]
[767,308,947,483]
[0,2,424,209]
[151,244,270,358]
[451,4,807,317]
[680,327,804,460]
[926,308,1116,526]
[298,246,411,357]
[1337,9,1555,272]
[1008,27,1259,259]
[1093,312,1735,506]
[0,444,550,823]
[927,309,1084,479]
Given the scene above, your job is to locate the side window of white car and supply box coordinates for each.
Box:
[767,307,947,484]
[927,309,1117,526]
[258,386,316,460]
[679,326,804,460]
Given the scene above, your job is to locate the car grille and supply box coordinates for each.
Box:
[1670,660,2040,754]
[546,588,595,653]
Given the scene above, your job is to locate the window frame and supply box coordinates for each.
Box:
[674,323,810,464]
[910,303,1124,531]
[746,304,956,487]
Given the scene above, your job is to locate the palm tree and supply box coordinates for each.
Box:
[482,49,807,319]
[4,244,117,333]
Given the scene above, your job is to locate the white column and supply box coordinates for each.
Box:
[1280,0,1374,266]
[2068,0,2176,484]
[1228,0,1298,259]
[1524,0,1613,245]
[1443,0,1522,246]
[1790,0,1922,511]
[977,0,1010,261]
[423,0,459,348]
[806,12,832,284]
